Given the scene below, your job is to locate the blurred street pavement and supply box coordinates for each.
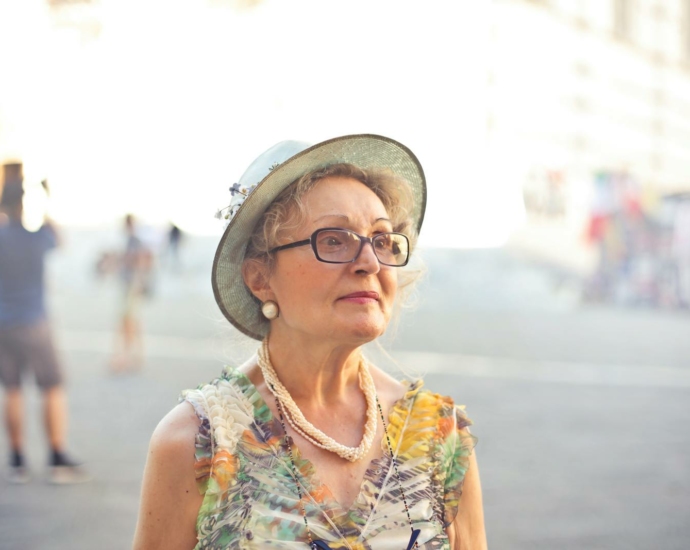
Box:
[0,230,688,549]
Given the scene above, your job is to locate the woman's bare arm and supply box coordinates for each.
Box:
[133,402,203,550]
[446,447,487,550]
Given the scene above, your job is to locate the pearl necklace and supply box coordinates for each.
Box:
[257,339,378,463]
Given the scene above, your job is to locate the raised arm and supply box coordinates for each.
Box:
[133,402,203,550]
[446,445,487,550]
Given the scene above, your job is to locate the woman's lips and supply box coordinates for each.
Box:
[338,291,380,304]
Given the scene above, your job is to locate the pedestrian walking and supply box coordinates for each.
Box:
[164,222,184,271]
[110,213,154,373]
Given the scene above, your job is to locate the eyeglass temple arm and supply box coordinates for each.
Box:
[270,239,311,253]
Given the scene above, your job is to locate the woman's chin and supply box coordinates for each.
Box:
[277,311,390,344]
[338,317,389,343]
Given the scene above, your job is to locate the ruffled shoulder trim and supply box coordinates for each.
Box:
[180,368,258,496]
[220,366,273,424]
[180,388,214,495]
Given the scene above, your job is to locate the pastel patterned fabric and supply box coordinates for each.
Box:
[181,367,476,549]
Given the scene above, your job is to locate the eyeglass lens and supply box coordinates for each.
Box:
[314,229,408,266]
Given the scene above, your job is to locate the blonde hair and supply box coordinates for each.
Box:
[243,162,424,302]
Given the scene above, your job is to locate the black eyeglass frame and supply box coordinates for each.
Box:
[269,227,411,267]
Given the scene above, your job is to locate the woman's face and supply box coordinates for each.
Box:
[265,176,399,345]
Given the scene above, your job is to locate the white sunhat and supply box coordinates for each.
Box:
[212,134,427,340]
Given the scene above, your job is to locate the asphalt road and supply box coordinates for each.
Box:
[0,239,688,550]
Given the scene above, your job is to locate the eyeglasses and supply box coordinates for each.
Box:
[270,228,410,267]
[309,528,420,549]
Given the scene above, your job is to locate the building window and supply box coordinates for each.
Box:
[613,0,633,40]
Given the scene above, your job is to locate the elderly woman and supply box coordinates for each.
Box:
[133,135,486,549]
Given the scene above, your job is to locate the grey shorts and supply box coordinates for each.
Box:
[0,319,63,390]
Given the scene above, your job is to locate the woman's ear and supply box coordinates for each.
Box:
[242,259,274,302]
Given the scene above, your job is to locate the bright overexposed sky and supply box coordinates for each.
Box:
[0,0,525,247]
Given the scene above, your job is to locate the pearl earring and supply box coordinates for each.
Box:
[261,300,279,320]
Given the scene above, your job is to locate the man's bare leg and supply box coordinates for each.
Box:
[4,388,23,452]
[43,385,66,452]
[43,385,90,483]
[4,388,30,482]
[123,315,144,370]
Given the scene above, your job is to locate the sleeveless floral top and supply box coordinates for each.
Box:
[181,367,476,550]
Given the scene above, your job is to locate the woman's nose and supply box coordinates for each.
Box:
[352,239,381,274]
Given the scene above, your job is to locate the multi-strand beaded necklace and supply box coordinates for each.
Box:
[258,340,377,462]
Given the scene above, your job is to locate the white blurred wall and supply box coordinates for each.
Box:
[1,0,689,251]
[485,0,690,269]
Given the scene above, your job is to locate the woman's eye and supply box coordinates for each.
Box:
[374,236,392,249]
[319,235,345,247]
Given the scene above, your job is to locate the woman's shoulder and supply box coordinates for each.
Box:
[149,401,201,458]
[134,403,204,550]
[370,366,410,407]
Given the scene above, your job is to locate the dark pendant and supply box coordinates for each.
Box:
[310,541,332,550]
[406,528,421,550]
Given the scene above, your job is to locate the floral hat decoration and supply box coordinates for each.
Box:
[212,134,427,340]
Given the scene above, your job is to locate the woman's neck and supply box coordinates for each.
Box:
[263,331,366,405]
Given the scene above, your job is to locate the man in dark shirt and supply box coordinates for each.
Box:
[0,163,88,484]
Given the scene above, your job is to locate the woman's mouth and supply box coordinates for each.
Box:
[338,291,380,304]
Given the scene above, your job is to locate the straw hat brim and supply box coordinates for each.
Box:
[212,134,426,340]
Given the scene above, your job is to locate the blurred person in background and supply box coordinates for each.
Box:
[164,221,184,271]
[0,162,89,484]
[133,135,486,549]
[672,197,690,308]
[110,213,154,373]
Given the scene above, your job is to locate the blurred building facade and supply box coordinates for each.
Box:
[492,0,690,306]
[489,0,690,209]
